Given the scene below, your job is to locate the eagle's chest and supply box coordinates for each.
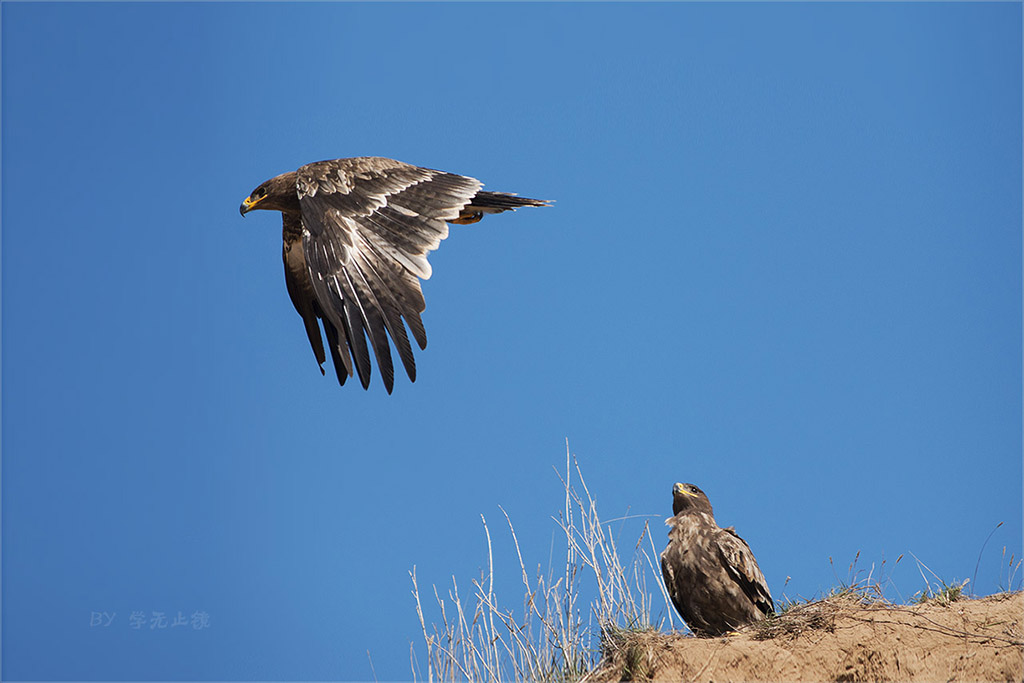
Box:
[671,516,723,582]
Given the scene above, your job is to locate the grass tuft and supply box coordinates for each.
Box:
[909,552,971,606]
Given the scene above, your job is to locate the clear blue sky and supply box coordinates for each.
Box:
[2,2,1020,680]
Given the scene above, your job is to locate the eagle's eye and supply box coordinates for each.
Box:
[255,187,267,199]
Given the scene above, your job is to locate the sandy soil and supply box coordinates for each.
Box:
[591,592,1023,682]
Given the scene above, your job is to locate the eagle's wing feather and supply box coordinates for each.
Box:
[660,546,683,621]
[716,527,774,616]
[295,157,481,393]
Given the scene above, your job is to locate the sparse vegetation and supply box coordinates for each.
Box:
[410,446,672,682]
[751,553,899,642]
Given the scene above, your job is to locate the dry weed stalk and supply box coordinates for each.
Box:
[1000,546,1022,593]
[410,445,672,682]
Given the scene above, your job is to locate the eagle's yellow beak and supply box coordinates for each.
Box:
[673,483,699,498]
[240,195,264,216]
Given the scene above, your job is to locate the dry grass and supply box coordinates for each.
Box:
[409,444,673,682]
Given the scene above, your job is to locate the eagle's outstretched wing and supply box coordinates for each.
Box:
[292,157,547,392]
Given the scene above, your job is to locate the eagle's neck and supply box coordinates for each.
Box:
[670,509,717,529]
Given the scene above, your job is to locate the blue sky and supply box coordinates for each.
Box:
[2,2,1020,680]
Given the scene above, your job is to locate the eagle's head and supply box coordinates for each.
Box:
[671,482,714,517]
[240,172,300,216]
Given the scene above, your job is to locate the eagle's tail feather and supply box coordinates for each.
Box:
[468,191,551,212]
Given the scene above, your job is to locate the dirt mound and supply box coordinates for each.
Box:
[592,592,1023,682]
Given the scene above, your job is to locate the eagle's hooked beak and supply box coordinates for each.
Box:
[673,483,699,498]
[240,195,263,216]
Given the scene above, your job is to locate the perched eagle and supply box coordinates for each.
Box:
[240,157,549,393]
[660,483,773,636]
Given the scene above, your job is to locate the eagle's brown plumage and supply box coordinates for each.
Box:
[240,157,549,393]
[660,483,773,636]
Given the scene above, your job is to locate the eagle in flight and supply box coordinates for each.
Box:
[240,157,549,393]
[660,483,774,636]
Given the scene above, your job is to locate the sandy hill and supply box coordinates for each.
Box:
[592,591,1023,682]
